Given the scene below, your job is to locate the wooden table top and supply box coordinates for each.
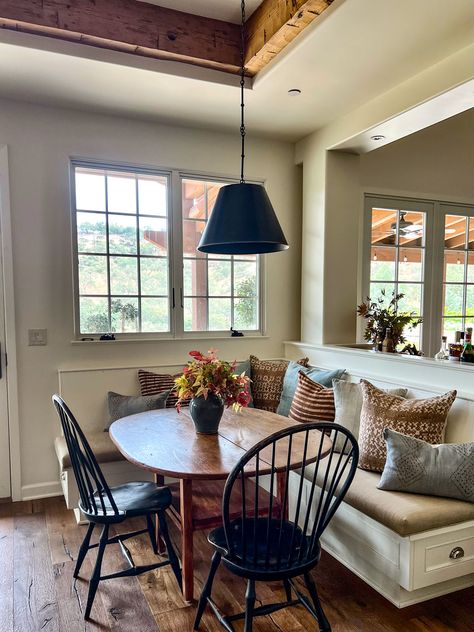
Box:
[109,406,332,480]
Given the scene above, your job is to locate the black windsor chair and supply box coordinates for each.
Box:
[193,422,358,632]
[52,394,182,620]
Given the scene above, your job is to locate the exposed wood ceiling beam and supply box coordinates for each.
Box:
[245,0,333,75]
[0,0,241,74]
[0,0,333,77]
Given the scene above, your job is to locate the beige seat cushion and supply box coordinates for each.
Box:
[54,432,125,469]
[303,462,474,537]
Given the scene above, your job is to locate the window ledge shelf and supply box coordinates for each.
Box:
[284,341,474,399]
[71,334,269,345]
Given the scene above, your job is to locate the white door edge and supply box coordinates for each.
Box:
[0,144,21,501]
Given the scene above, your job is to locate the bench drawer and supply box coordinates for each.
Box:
[411,524,474,590]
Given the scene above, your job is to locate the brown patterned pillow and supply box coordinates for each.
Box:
[358,380,456,472]
[138,369,190,409]
[250,355,308,413]
[289,371,335,423]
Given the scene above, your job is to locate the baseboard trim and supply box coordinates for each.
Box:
[21,481,62,501]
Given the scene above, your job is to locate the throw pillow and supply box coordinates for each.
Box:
[358,380,456,472]
[249,355,308,413]
[106,390,170,430]
[379,429,474,502]
[138,369,190,409]
[332,380,408,453]
[276,363,345,417]
[289,371,335,424]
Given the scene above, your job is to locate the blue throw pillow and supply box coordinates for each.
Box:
[276,362,345,417]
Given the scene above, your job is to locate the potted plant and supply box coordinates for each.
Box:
[174,349,251,434]
[357,290,422,352]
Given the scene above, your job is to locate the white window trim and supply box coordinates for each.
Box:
[70,159,266,340]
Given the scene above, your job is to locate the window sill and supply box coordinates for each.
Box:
[71,334,269,345]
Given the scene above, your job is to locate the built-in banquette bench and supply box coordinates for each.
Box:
[56,351,474,608]
[285,342,474,608]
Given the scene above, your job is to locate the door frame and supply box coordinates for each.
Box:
[0,144,21,501]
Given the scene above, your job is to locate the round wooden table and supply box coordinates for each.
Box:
[110,406,331,602]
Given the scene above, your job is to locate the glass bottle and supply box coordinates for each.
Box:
[434,336,449,361]
[461,328,474,363]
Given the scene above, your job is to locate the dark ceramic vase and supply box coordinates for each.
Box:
[189,393,224,434]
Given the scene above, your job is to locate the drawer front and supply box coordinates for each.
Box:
[412,525,474,590]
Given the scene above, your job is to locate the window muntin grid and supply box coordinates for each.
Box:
[442,214,474,342]
[73,165,170,334]
[369,207,426,348]
[182,177,260,332]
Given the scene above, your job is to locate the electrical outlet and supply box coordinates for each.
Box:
[28,328,47,346]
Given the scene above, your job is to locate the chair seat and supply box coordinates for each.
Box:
[208,518,311,572]
[88,481,172,518]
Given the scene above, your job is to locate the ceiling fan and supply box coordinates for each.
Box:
[391,212,423,235]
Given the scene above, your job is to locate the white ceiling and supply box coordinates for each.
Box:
[0,0,473,142]
[138,0,262,23]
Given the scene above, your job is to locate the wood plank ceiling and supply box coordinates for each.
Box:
[0,0,333,76]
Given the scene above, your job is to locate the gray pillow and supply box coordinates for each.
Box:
[276,362,345,417]
[379,429,474,502]
[332,380,408,452]
[106,390,170,430]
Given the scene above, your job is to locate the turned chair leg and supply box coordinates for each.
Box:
[304,572,331,632]
[74,522,95,579]
[157,510,182,590]
[193,551,222,630]
[283,578,292,601]
[84,524,109,620]
[244,579,256,632]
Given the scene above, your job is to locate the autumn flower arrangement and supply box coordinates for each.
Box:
[357,290,422,350]
[174,349,251,411]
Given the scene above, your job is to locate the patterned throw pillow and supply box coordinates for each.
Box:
[106,390,170,430]
[358,380,456,473]
[138,369,190,409]
[250,355,308,413]
[379,429,474,502]
[289,371,335,423]
[332,380,408,453]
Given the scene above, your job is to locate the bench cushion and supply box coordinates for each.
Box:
[55,432,125,469]
[304,461,474,537]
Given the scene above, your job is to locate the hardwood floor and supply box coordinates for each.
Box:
[0,497,473,632]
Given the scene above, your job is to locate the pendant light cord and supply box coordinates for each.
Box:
[240,0,246,184]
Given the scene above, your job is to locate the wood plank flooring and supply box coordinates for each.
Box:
[0,497,473,632]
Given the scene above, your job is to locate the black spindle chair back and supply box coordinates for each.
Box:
[52,394,121,521]
[222,422,358,578]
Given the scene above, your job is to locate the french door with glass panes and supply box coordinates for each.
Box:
[363,196,435,354]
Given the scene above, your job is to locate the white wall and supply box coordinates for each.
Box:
[0,98,302,499]
[295,44,474,346]
[360,108,474,203]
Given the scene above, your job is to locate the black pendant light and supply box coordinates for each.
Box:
[198,0,289,255]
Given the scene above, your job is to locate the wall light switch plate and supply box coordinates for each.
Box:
[28,328,47,346]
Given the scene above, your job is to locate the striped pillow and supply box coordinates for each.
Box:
[289,371,335,423]
[138,369,190,409]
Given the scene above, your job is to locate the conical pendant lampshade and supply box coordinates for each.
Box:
[197,0,289,256]
[198,183,289,255]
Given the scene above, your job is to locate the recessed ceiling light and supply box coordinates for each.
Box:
[288,89,302,97]
[370,135,386,141]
